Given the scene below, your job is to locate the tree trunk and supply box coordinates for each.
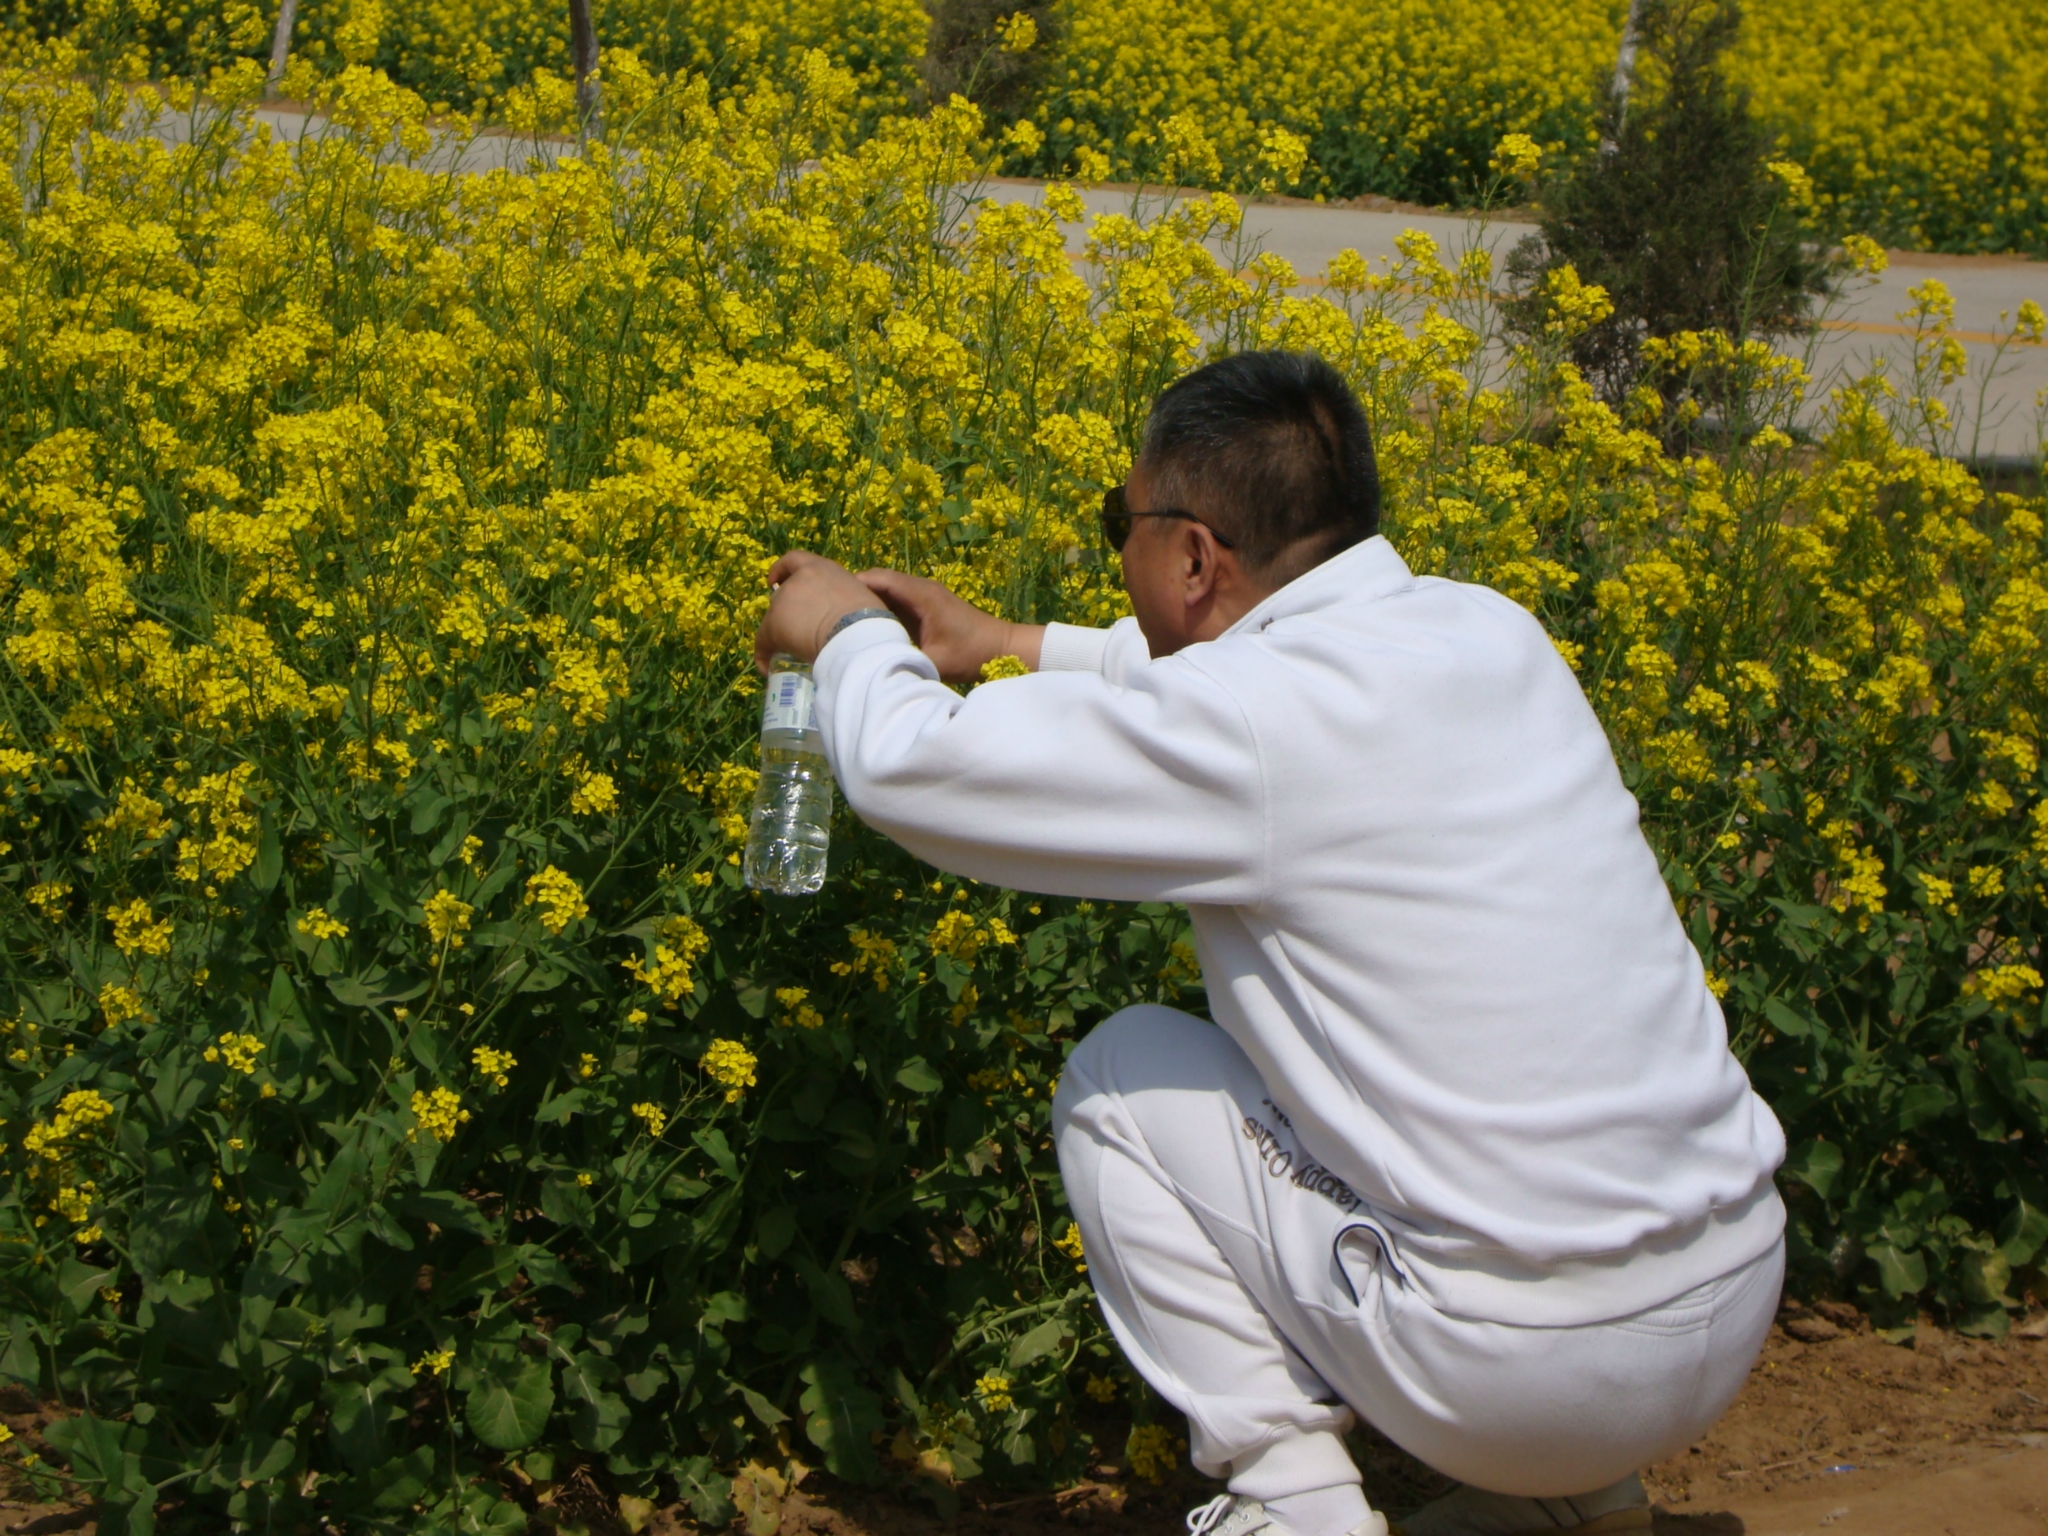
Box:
[265,0,300,97]
[1605,0,1645,146]
[568,0,601,136]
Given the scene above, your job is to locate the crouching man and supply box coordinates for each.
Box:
[752,351,1785,1536]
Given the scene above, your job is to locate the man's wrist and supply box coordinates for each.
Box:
[817,606,897,654]
[998,621,1047,672]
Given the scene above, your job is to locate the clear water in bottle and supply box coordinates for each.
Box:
[743,654,833,895]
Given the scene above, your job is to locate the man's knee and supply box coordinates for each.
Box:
[1053,1004,1251,1155]
[1057,1004,1219,1105]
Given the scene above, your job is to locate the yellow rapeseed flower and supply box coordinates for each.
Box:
[203,1033,264,1074]
[524,866,589,935]
[472,1045,517,1088]
[974,1373,1013,1412]
[409,1087,470,1143]
[699,1039,758,1103]
[297,907,350,941]
[107,899,174,958]
[423,889,475,947]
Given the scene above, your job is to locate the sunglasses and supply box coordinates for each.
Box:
[1099,485,1237,554]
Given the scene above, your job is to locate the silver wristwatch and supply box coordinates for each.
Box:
[823,606,897,645]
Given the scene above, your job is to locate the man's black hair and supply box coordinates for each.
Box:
[1140,350,1380,581]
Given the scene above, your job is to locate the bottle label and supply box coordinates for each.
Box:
[762,669,818,735]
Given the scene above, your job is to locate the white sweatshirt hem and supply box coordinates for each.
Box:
[1385,1182,1786,1326]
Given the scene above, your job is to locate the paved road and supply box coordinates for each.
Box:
[981,180,2048,465]
[169,108,2048,464]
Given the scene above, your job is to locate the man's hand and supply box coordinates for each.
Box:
[754,550,886,672]
[860,568,1044,685]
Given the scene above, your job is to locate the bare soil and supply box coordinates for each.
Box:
[0,1305,2043,1534]
[1648,1300,2048,1513]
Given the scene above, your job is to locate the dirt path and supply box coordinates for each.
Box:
[1646,1302,2048,1535]
[757,1303,2048,1536]
[1678,1448,2048,1536]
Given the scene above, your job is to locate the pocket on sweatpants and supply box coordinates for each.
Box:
[1331,1219,1407,1308]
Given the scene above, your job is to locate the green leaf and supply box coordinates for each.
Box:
[516,962,569,994]
[410,789,454,835]
[1895,1081,1954,1131]
[894,1057,943,1094]
[1998,1194,2048,1267]
[398,1188,499,1239]
[1953,1054,2008,1142]
[364,1203,416,1252]
[464,1358,555,1451]
[540,1176,596,1230]
[1007,1318,1069,1370]
[522,1249,575,1292]
[57,1257,111,1319]
[535,1089,590,1125]
[798,1355,883,1481]
[222,1434,296,1484]
[1953,1305,2011,1340]
[558,1349,619,1405]
[792,1255,858,1332]
[756,1207,797,1259]
[693,1127,738,1180]
[888,1367,923,1418]
[253,814,283,892]
[45,1414,153,1514]
[130,1164,238,1282]
[323,1371,409,1474]
[676,1456,734,1526]
[1781,1138,1843,1199]
[571,1389,631,1452]
[999,1423,1037,1466]
[1958,1248,2013,1307]
[701,1291,749,1326]
[329,970,429,1009]
[365,1447,437,1512]
[1869,1241,1928,1298]
[436,1244,526,1302]
[0,1314,42,1387]
[2017,1076,2048,1121]
[734,1382,789,1428]
[1761,996,1812,1039]
[430,813,473,866]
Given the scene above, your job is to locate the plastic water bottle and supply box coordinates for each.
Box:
[743,654,833,895]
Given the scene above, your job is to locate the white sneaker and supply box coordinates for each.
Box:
[1390,1473,1652,1536]
[1186,1493,1392,1536]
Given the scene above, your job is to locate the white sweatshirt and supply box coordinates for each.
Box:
[813,536,1785,1326]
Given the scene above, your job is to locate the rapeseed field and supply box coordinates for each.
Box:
[0,35,2041,1532]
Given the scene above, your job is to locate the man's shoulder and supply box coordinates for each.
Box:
[1212,570,1557,671]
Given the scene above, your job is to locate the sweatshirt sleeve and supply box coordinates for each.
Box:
[812,617,1266,903]
[1038,617,1152,685]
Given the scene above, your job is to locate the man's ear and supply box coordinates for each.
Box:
[1179,521,1223,606]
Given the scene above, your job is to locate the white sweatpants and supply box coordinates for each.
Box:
[1052,1006,1784,1500]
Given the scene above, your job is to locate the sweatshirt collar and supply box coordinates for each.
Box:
[1222,534,1413,638]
